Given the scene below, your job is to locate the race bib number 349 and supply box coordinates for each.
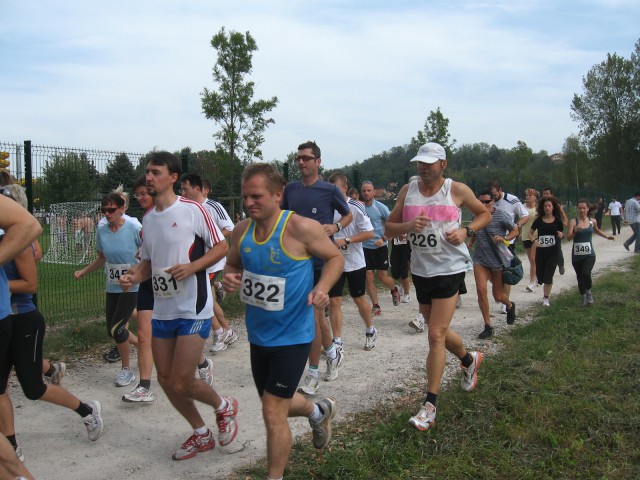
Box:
[573,242,592,255]
[152,268,185,298]
[240,270,285,312]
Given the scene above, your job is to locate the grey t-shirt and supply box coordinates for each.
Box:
[472,209,515,269]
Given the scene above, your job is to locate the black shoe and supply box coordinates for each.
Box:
[103,345,120,363]
[478,325,494,339]
[506,302,516,325]
[559,266,565,275]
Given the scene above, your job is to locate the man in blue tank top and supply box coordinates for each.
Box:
[223,163,344,480]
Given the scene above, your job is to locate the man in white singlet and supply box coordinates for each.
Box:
[385,142,491,432]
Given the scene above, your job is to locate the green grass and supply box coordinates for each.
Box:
[237,255,640,479]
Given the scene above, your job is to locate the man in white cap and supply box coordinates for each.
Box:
[385,142,490,431]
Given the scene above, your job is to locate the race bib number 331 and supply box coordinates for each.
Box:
[151,268,185,298]
[240,271,285,312]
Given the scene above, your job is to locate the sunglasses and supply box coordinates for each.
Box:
[480,199,493,204]
[295,155,316,162]
[361,181,373,186]
[101,207,119,214]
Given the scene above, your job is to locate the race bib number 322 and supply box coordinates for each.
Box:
[151,268,185,298]
[239,270,285,312]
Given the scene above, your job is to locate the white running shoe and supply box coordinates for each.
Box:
[122,385,155,403]
[364,328,377,351]
[210,329,238,353]
[83,401,104,441]
[298,372,320,395]
[115,368,136,387]
[461,351,483,392]
[542,297,550,307]
[409,313,425,332]
[15,445,24,463]
[408,402,436,431]
[49,361,66,386]
[325,347,344,381]
[172,430,214,461]
[401,294,411,303]
[309,397,337,449]
[198,358,215,387]
[526,283,535,292]
[216,396,239,446]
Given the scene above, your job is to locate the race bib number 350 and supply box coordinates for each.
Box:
[408,228,441,254]
[151,268,185,298]
[538,235,556,247]
[240,270,285,312]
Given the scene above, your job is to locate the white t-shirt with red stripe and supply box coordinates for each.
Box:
[140,196,224,320]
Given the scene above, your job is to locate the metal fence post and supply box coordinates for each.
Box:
[24,140,33,213]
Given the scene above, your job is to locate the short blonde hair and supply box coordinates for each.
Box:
[112,184,130,209]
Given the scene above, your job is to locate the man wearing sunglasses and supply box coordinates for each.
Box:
[282,141,352,394]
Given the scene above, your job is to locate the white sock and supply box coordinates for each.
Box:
[325,344,337,360]
[366,327,376,334]
[214,327,224,336]
[194,426,208,436]
[333,337,343,345]
[215,397,228,413]
[308,366,319,377]
[308,403,324,423]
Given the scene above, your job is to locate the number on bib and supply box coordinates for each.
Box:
[107,263,131,285]
[239,270,286,311]
[151,268,184,298]
[408,228,441,254]
[538,235,556,247]
[573,242,591,255]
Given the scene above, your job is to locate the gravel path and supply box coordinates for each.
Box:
[9,234,633,479]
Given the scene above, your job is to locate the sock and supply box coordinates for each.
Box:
[333,337,343,345]
[139,379,151,390]
[366,327,376,334]
[308,365,319,377]
[6,434,17,449]
[198,359,210,369]
[215,397,228,413]
[308,403,324,423]
[214,327,224,336]
[44,363,55,377]
[460,352,473,368]
[75,402,93,418]
[325,344,337,360]
[194,426,208,436]
[424,392,438,407]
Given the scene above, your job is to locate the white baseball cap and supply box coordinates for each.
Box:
[410,143,446,163]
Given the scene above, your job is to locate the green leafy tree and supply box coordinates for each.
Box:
[101,153,136,193]
[508,140,532,194]
[201,28,279,165]
[40,152,100,207]
[571,39,640,188]
[410,107,457,157]
[561,135,590,191]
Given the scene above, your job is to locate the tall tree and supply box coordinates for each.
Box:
[101,153,135,193]
[410,107,456,157]
[571,39,640,188]
[507,140,532,195]
[40,152,100,207]
[201,28,279,165]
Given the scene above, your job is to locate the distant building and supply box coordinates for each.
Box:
[549,153,565,164]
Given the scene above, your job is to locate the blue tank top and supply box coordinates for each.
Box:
[572,219,595,260]
[238,210,315,347]
[2,258,36,314]
[0,267,10,319]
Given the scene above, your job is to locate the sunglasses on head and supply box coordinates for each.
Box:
[101,207,118,214]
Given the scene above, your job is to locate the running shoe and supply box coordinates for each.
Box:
[586,292,595,305]
[83,400,104,441]
[581,294,588,307]
[408,401,436,431]
[103,345,120,363]
[198,358,215,387]
[542,297,550,307]
[391,286,401,306]
[14,445,24,463]
[624,243,630,251]
[478,325,494,339]
[122,385,155,403]
[172,430,214,461]
[216,396,239,446]
[215,283,226,302]
[559,265,565,275]
[364,328,377,351]
[408,313,425,332]
[526,283,535,292]
[49,361,66,386]
[210,329,238,353]
[506,302,516,325]
[401,294,411,303]
[298,373,320,395]
[115,368,136,387]
[309,397,337,449]
[461,351,483,392]
[325,347,344,381]
[371,304,382,316]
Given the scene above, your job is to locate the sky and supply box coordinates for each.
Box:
[1,0,639,170]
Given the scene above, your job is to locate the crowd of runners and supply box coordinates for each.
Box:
[0,144,638,479]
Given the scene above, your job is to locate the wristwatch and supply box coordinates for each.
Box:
[464,226,474,238]
[344,237,351,245]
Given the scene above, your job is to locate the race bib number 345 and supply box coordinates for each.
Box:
[151,268,185,298]
[240,270,285,312]
[107,263,131,285]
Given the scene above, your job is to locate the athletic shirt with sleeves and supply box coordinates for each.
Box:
[3,257,36,314]
[140,196,223,321]
[333,198,374,272]
[282,180,350,270]
[608,201,622,216]
[239,210,314,347]
[530,217,564,248]
[472,209,515,269]
[571,219,595,260]
[98,213,142,228]
[494,192,528,244]
[96,221,142,293]
[202,199,234,273]
[402,178,472,277]
[363,200,390,250]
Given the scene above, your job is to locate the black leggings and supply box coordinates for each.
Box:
[106,292,137,344]
[572,256,596,294]
[0,310,47,400]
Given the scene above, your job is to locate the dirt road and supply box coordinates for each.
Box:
[9,235,632,479]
